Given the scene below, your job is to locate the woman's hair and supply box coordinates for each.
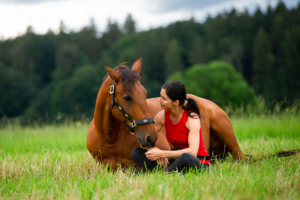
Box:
[162,81,200,118]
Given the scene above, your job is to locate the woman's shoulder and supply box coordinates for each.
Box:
[186,111,201,130]
[155,110,166,124]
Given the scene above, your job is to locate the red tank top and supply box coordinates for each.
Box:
[165,109,209,164]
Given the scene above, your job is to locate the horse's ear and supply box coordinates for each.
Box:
[131,58,142,74]
[104,64,121,81]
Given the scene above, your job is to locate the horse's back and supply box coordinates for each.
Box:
[147,94,225,118]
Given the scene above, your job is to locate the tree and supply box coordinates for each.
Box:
[0,65,34,117]
[100,19,123,49]
[77,18,100,63]
[167,61,256,108]
[59,21,67,34]
[284,27,300,99]
[222,40,244,73]
[274,0,287,16]
[164,39,184,80]
[189,36,206,65]
[136,29,168,97]
[50,65,105,116]
[236,9,254,83]
[2,3,300,120]
[52,43,79,80]
[123,14,136,34]
[271,1,289,71]
[253,8,266,34]
[252,27,276,99]
[24,83,54,119]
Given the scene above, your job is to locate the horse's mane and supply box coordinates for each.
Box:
[102,63,141,96]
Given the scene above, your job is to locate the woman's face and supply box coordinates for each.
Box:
[158,88,174,110]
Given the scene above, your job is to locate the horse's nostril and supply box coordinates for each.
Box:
[146,135,155,147]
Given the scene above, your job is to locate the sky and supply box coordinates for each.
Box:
[0,0,299,39]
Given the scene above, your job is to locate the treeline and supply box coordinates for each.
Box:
[0,1,300,119]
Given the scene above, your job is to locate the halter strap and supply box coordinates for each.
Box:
[109,78,155,134]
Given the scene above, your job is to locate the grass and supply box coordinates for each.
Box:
[0,114,300,199]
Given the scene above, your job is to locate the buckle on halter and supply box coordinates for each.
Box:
[109,85,114,94]
[130,120,136,128]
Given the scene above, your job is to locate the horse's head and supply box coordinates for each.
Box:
[104,59,157,149]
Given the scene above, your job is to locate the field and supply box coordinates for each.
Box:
[1,114,300,200]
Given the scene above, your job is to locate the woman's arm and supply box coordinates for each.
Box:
[154,110,165,133]
[146,113,200,160]
[151,110,169,167]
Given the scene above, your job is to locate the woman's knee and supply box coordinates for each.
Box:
[181,153,195,159]
[131,147,145,160]
[179,153,197,163]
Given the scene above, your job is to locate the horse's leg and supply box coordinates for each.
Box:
[102,159,118,170]
[210,114,245,160]
[210,130,229,157]
[87,119,104,162]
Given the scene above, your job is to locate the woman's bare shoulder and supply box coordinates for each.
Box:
[155,110,165,124]
[186,111,201,129]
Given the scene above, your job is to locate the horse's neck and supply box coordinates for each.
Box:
[94,84,122,143]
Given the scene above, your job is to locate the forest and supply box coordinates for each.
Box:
[0,1,299,121]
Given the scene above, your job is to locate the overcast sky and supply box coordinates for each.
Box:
[0,0,298,39]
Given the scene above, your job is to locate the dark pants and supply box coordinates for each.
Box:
[131,147,209,173]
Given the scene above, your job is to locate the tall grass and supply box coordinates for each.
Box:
[225,98,300,117]
[0,114,300,199]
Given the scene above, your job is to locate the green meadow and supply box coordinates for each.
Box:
[1,114,300,200]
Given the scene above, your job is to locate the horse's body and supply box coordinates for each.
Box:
[87,59,245,169]
[147,95,245,160]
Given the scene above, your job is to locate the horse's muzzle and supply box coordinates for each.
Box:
[137,134,156,149]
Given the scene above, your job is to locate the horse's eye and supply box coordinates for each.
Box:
[123,96,132,102]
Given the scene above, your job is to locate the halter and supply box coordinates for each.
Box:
[109,76,155,134]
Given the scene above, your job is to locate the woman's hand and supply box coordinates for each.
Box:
[145,147,164,161]
[156,157,169,168]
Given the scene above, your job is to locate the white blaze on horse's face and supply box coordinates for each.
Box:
[104,59,157,149]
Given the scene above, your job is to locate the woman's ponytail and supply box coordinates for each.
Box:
[183,98,200,118]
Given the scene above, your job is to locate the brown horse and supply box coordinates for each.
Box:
[87,58,246,169]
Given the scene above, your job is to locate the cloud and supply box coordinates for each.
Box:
[0,0,62,4]
[0,0,298,39]
[149,0,233,13]
[141,0,298,14]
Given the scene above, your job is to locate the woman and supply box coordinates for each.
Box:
[131,81,209,173]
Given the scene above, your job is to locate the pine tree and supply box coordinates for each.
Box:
[164,39,184,80]
[252,27,275,99]
[100,19,123,49]
[123,14,136,35]
[59,21,67,34]
[284,27,300,99]
[189,36,206,65]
